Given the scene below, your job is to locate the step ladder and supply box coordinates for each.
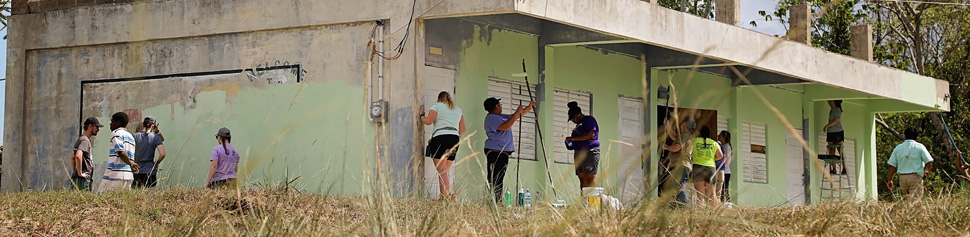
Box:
[819,145,852,202]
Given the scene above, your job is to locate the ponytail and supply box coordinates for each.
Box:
[221,136,232,155]
[834,100,843,112]
[438,91,455,110]
[700,126,712,145]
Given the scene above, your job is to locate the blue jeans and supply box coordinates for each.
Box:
[664,166,690,207]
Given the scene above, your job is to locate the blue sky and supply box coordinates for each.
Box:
[0,1,783,146]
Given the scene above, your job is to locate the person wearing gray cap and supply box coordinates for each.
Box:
[207,127,240,189]
[70,117,104,191]
[132,116,166,188]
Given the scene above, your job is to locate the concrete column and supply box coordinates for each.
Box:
[850,25,873,61]
[715,0,741,26]
[789,4,811,44]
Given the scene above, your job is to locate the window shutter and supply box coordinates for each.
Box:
[742,122,768,183]
[553,89,592,164]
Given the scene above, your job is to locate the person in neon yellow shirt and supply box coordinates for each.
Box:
[692,126,723,207]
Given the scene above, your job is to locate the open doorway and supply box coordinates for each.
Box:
[656,106,718,198]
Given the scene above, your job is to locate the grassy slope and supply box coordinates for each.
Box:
[1,188,969,236]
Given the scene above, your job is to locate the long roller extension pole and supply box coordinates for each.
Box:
[521,59,559,198]
[940,113,966,163]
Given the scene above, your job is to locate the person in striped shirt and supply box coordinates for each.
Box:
[97,112,139,192]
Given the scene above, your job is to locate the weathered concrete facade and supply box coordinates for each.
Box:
[5,0,951,206]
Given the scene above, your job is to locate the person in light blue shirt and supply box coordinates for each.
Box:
[419,91,466,201]
[887,128,933,200]
[482,97,534,203]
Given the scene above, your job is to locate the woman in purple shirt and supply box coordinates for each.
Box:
[564,101,600,190]
[206,127,240,189]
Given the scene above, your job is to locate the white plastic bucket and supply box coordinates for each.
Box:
[582,187,604,209]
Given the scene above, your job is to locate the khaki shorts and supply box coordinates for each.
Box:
[899,174,924,200]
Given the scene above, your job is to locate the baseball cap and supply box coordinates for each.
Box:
[143,116,157,125]
[216,127,231,138]
[483,97,501,111]
[84,117,104,127]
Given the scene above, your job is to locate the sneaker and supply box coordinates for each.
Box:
[830,168,836,175]
[841,168,847,175]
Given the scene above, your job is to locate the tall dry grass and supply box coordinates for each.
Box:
[1,186,968,236]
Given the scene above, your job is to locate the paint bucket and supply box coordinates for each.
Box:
[582,187,604,209]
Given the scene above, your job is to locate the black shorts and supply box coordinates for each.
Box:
[826,131,845,143]
[691,164,716,184]
[426,135,460,161]
[575,148,601,175]
[132,173,158,188]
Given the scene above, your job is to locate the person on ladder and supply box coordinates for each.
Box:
[823,100,846,175]
[482,97,535,204]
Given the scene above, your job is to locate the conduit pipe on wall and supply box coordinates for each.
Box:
[368,20,388,123]
[378,20,385,102]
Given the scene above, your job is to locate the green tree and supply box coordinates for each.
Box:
[755,0,970,199]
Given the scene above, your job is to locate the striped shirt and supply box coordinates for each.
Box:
[103,127,136,181]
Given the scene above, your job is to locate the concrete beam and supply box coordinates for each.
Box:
[868,99,945,113]
[513,0,949,107]
[546,40,640,47]
[539,20,623,46]
[804,84,880,101]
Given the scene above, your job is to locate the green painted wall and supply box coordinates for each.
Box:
[546,46,647,198]
[445,23,881,206]
[810,99,875,202]
[89,81,375,194]
[733,86,804,206]
[450,25,542,202]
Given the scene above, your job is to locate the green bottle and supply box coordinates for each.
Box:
[504,191,512,207]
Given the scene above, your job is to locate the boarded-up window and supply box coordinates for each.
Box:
[743,122,768,183]
[487,78,537,160]
[553,89,592,164]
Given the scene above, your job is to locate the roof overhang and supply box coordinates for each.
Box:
[422,0,951,112]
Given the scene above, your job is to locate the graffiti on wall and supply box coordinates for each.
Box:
[245,60,309,84]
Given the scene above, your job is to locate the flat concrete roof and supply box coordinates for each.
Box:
[423,0,950,111]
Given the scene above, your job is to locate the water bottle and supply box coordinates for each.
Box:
[524,189,532,207]
[504,191,512,207]
[518,187,525,207]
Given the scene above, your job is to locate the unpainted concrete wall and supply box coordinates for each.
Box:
[9,22,380,192]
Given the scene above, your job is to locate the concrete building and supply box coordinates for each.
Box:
[3,0,949,206]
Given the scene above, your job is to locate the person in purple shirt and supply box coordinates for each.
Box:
[482,97,535,203]
[206,127,240,189]
[564,101,600,190]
